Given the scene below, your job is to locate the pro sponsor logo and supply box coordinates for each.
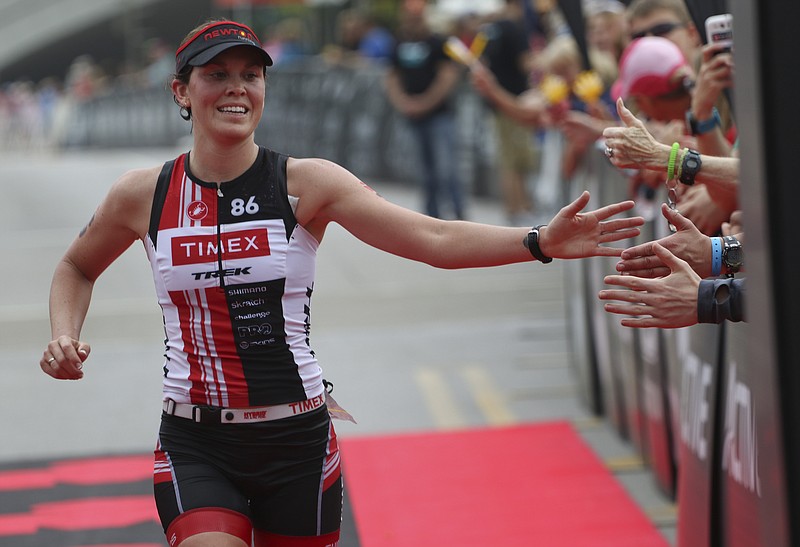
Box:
[237,323,273,337]
[186,200,208,221]
[171,229,270,266]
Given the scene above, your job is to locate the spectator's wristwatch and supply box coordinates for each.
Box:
[686,107,721,135]
[721,235,743,277]
[679,149,702,186]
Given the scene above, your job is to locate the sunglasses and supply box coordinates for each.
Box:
[630,22,684,40]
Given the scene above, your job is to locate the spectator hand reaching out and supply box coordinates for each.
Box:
[615,203,712,278]
[599,243,701,328]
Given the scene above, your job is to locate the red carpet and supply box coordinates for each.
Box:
[342,422,669,547]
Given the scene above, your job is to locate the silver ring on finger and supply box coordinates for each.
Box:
[47,357,56,364]
[604,146,614,158]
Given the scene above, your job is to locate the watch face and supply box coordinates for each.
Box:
[686,157,700,170]
[726,247,743,267]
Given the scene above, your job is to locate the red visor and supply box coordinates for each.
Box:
[176,21,273,73]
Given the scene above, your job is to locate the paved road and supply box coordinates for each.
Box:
[0,147,676,544]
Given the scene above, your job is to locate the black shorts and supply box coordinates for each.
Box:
[153,405,343,537]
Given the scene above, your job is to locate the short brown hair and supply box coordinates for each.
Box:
[626,0,692,25]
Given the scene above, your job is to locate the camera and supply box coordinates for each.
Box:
[705,14,733,54]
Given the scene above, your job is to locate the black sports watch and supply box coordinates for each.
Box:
[679,148,702,186]
[523,225,553,264]
[721,235,743,277]
[686,107,721,135]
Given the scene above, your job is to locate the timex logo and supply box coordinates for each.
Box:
[171,229,270,266]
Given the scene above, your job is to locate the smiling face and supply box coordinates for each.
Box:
[173,45,266,146]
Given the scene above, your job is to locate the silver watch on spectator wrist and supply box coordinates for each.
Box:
[721,235,743,277]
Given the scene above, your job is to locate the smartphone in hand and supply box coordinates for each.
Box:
[705,14,733,54]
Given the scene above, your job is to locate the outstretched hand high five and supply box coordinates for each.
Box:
[539,191,643,259]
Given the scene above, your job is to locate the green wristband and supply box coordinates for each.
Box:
[667,142,680,181]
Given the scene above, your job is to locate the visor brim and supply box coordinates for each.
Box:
[182,42,273,72]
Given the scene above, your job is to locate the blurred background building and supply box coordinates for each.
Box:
[0,0,503,84]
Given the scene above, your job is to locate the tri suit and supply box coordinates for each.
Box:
[146,147,342,544]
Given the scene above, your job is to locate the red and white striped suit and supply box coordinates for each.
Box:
[145,147,324,408]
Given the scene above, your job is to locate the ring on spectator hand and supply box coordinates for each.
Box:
[47,357,56,364]
[604,146,614,158]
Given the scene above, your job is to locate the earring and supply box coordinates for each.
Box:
[174,95,191,121]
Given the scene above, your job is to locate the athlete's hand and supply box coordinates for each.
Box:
[538,191,643,259]
[40,336,91,380]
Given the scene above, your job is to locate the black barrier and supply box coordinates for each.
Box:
[727,0,793,543]
[563,249,603,415]
[675,323,723,547]
[563,148,629,421]
[578,153,629,438]
[718,320,759,547]
[62,62,496,197]
[594,151,649,462]
[642,194,680,499]
[719,316,789,546]
[62,87,186,148]
[567,148,691,504]
[573,145,785,545]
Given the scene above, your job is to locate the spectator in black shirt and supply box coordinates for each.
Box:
[385,5,466,219]
[480,0,541,225]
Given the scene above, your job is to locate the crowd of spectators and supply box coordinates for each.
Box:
[406,0,741,328]
[0,47,167,151]
[0,0,745,327]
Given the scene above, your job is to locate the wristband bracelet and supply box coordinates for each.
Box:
[711,237,723,276]
[666,142,680,181]
[523,225,553,264]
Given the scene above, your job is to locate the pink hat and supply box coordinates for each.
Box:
[612,36,690,100]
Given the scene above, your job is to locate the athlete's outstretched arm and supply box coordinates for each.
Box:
[42,168,157,380]
[289,158,643,269]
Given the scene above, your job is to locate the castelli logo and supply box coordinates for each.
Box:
[187,201,208,221]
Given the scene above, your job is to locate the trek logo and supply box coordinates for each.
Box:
[191,267,251,281]
[186,200,208,221]
[238,323,273,337]
[172,229,269,266]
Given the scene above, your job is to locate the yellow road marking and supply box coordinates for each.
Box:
[414,367,467,429]
[462,365,517,426]
[604,455,646,472]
